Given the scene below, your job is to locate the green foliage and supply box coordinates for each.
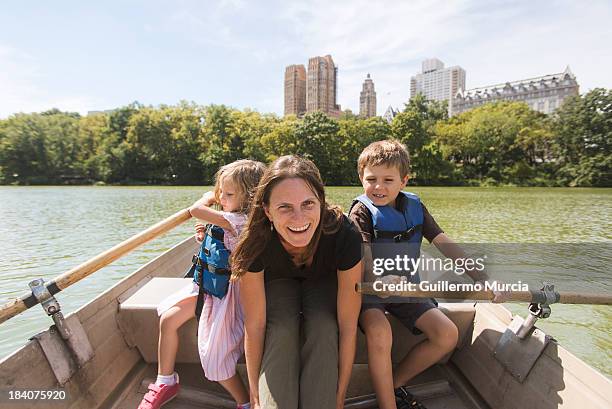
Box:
[0,91,609,186]
[435,101,557,184]
[392,95,451,185]
[552,88,612,187]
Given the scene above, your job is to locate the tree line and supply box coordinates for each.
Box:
[0,89,609,187]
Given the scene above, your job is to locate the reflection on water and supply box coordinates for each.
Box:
[0,186,611,377]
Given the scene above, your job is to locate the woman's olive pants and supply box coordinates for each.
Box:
[259,277,339,409]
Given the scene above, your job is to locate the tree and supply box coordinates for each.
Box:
[199,105,237,182]
[435,101,554,184]
[392,95,450,184]
[553,88,611,186]
[339,116,392,184]
[293,112,343,184]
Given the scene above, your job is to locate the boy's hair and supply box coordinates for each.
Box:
[357,139,411,179]
[214,159,266,213]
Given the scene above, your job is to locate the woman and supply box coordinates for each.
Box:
[231,155,363,409]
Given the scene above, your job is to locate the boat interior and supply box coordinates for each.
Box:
[1,237,611,409]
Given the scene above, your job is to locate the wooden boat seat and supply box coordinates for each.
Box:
[117,277,476,364]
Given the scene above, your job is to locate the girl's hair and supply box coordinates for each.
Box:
[230,155,343,279]
[214,159,267,213]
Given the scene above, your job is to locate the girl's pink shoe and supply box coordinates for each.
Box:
[137,382,180,409]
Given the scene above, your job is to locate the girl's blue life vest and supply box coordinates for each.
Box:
[185,224,231,318]
[352,192,425,303]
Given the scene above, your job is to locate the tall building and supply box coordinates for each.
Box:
[410,58,466,116]
[307,55,341,117]
[359,73,377,118]
[452,66,579,116]
[284,64,306,116]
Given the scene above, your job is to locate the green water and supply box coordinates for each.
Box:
[0,186,610,377]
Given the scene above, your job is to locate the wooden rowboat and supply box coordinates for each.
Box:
[1,212,611,409]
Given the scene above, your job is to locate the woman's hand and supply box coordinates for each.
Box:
[336,260,362,409]
[336,393,346,409]
[250,391,261,409]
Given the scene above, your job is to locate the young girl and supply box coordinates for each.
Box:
[138,159,266,409]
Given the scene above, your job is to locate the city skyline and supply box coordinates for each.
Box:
[2,1,611,118]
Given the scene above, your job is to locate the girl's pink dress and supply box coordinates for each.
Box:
[157,212,247,381]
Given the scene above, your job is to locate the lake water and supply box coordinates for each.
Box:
[0,186,610,377]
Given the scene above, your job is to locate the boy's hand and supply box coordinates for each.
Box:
[195,223,206,243]
[381,274,405,285]
[476,280,511,303]
[491,282,511,303]
[375,275,406,298]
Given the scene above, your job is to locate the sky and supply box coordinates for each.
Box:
[1,0,611,118]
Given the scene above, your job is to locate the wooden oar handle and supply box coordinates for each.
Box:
[356,283,612,305]
[52,208,192,290]
[0,208,192,325]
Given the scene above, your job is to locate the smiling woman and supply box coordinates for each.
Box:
[230,155,363,409]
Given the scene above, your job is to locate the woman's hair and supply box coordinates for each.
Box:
[214,159,267,213]
[230,155,343,279]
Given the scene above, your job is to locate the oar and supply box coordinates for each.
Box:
[0,208,192,325]
[356,283,612,305]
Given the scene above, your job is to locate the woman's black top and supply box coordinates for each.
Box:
[248,215,362,282]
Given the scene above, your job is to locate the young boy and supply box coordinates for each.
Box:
[349,140,501,409]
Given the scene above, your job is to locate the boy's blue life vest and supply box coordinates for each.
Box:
[185,224,231,318]
[352,192,425,303]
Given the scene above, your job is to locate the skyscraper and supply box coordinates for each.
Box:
[284,64,306,116]
[359,73,376,118]
[307,55,340,117]
[410,58,466,116]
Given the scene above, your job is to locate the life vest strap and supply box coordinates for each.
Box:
[191,255,231,275]
[373,224,423,242]
[205,224,225,241]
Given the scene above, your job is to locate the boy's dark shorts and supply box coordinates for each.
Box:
[360,299,438,335]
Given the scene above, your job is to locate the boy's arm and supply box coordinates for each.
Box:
[431,233,488,282]
[421,204,488,281]
[431,231,510,302]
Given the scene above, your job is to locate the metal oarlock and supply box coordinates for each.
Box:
[28,278,94,385]
[494,281,555,382]
[516,282,554,339]
[29,278,72,339]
